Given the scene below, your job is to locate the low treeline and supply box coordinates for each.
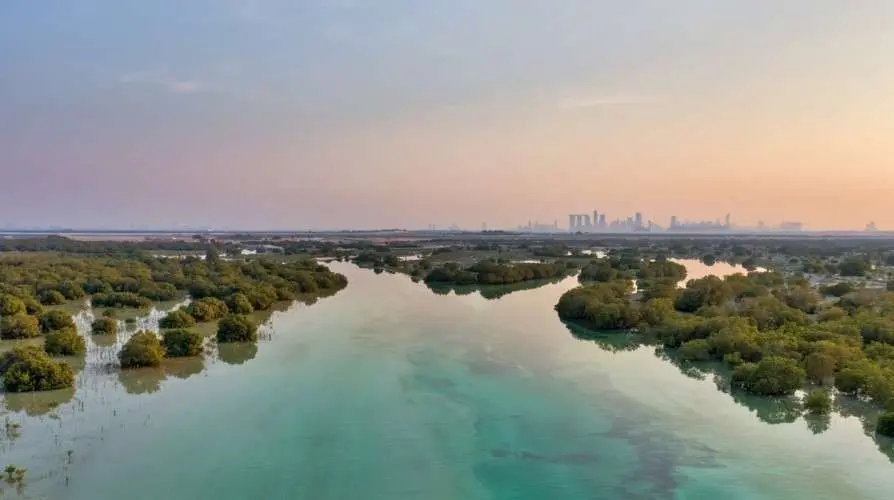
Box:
[0,249,348,393]
[424,260,576,286]
[578,254,689,283]
[556,264,894,436]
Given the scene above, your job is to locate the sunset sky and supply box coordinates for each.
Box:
[2,1,893,230]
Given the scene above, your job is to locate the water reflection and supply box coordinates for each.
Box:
[118,367,166,395]
[164,357,206,380]
[425,278,565,300]
[563,319,894,464]
[3,388,76,417]
[217,342,258,365]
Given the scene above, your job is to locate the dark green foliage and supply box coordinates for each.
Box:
[119,331,165,368]
[731,356,805,396]
[162,329,203,357]
[555,281,639,330]
[426,260,569,286]
[803,389,832,415]
[185,297,229,322]
[217,315,258,343]
[38,310,75,333]
[578,263,619,282]
[877,412,894,437]
[1,314,41,339]
[91,292,152,309]
[674,276,734,313]
[838,257,871,277]
[44,328,86,356]
[38,289,66,306]
[159,309,196,329]
[0,346,75,392]
[679,339,712,361]
[91,317,118,335]
[820,282,855,298]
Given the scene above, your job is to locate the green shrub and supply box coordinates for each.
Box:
[732,357,806,396]
[185,297,229,322]
[159,309,196,329]
[226,293,254,314]
[119,331,165,368]
[217,315,258,343]
[23,297,44,316]
[91,317,118,335]
[803,389,832,415]
[0,346,75,392]
[0,314,40,339]
[0,293,26,316]
[39,310,75,333]
[162,329,203,357]
[44,328,86,356]
[38,289,66,306]
[679,339,713,361]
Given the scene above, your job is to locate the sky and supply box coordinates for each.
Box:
[2,1,893,231]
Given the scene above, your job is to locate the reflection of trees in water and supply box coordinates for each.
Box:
[164,356,206,380]
[565,320,894,463]
[836,396,894,464]
[562,320,640,352]
[218,342,258,365]
[117,367,166,395]
[426,278,564,301]
[3,388,76,417]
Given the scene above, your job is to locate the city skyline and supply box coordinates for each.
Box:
[3,2,894,230]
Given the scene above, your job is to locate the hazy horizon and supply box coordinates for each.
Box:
[3,1,893,231]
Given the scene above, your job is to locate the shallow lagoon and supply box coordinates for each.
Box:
[1,261,893,499]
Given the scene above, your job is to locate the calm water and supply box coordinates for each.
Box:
[2,261,893,499]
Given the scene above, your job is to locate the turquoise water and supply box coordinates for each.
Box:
[2,262,894,499]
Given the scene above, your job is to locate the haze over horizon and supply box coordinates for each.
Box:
[3,1,893,231]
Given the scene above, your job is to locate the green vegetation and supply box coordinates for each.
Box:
[119,331,165,369]
[161,329,203,357]
[91,317,118,335]
[185,297,229,322]
[0,346,75,392]
[217,315,258,343]
[424,260,573,286]
[44,328,86,356]
[38,310,75,333]
[803,389,832,415]
[159,309,196,329]
[556,256,894,404]
[0,314,40,340]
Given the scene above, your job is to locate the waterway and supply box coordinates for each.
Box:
[1,261,893,499]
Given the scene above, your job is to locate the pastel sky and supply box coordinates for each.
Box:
[2,1,893,230]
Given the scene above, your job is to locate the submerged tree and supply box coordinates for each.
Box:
[0,346,75,392]
[217,315,258,343]
[162,329,203,357]
[91,317,118,336]
[44,328,86,356]
[119,331,165,368]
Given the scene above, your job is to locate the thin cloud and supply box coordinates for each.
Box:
[558,95,656,109]
[118,70,217,95]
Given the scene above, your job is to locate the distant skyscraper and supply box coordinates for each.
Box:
[634,212,643,229]
[725,214,731,228]
[598,214,606,228]
[670,216,678,228]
